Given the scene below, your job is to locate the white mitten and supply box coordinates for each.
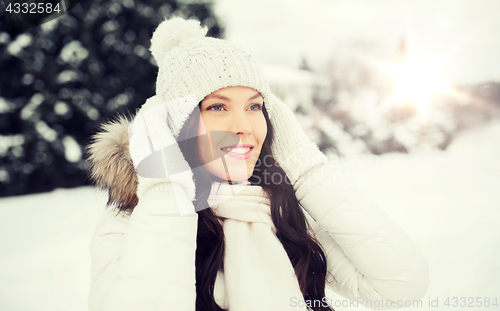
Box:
[269,93,330,200]
[128,94,197,215]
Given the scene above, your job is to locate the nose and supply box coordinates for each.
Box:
[230,110,252,136]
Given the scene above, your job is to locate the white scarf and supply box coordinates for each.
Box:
[207,182,307,311]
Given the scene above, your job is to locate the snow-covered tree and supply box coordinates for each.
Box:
[274,40,499,158]
[0,0,223,197]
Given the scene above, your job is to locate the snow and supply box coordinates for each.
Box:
[1,121,499,310]
[54,101,70,115]
[102,20,120,33]
[0,188,107,311]
[35,121,58,142]
[62,136,82,163]
[0,98,11,113]
[59,41,89,66]
[6,34,32,56]
[107,93,131,111]
[319,116,369,156]
[40,18,59,33]
[325,121,500,310]
[0,32,10,44]
[20,93,44,120]
[0,135,25,157]
[0,168,8,183]
[57,70,79,84]
[21,73,35,85]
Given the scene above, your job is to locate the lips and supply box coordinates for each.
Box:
[220,144,254,160]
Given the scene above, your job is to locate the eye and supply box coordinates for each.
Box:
[249,104,262,111]
[207,104,226,111]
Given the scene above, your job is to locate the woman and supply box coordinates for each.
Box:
[86,17,429,311]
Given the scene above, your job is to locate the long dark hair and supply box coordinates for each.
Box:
[177,102,334,311]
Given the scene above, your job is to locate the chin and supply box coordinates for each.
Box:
[206,160,254,182]
[220,170,251,182]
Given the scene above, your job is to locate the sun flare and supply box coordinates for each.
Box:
[388,52,453,114]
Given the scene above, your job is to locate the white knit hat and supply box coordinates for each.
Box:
[149,17,273,137]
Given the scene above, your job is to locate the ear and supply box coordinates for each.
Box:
[85,115,138,215]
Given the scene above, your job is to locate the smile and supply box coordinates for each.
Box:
[220,145,254,160]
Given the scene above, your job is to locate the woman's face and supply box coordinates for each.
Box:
[197,86,267,182]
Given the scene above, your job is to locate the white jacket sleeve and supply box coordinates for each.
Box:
[88,183,198,311]
[299,175,429,310]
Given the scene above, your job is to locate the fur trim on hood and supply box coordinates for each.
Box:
[86,116,138,216]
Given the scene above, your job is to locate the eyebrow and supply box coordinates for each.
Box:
[205,93,263,101]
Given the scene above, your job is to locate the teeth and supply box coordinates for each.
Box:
[221,147,251,154]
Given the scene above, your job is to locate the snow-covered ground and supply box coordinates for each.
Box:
[1,121,499,311]
[325,121,500,310]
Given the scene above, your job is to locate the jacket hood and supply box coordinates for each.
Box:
[86,116,138,213]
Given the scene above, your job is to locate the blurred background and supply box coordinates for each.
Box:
[1,0,499,310]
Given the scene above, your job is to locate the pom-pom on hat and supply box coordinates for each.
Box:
[149,17,272,137]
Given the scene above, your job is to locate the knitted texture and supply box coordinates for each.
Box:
[150,17,273,138]
[128,95,196,213]
[207,183,306,311]
[268,93,328,191]
[133,17,327,203]
[128,16,275,209]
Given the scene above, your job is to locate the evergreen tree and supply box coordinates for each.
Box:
[0,0,223,197]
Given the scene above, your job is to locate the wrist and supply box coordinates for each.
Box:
[136,176,172,198]
[274,141,327,189]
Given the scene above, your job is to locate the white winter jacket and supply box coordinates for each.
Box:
[86,117,429,311]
